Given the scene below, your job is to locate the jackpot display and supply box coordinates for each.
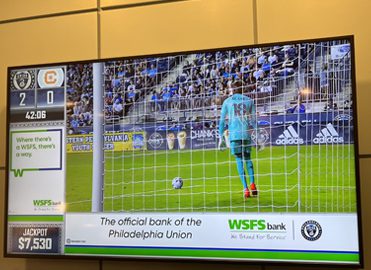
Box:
[5,36,362,266]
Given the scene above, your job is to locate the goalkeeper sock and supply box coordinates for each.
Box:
[235,156,248,189]
[243,152,255,184]
[246,160,255,184]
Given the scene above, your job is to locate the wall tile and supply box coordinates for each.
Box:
[0,0,97,22]
[101,0,254,58]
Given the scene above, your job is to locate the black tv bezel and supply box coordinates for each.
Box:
[4,35,363,268]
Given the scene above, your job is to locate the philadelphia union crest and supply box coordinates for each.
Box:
[11,70,35,90]
[301,220,322,241]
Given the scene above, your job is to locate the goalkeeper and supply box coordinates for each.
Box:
[218,81,259,199]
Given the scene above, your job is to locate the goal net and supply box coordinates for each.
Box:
[65,40,356,213]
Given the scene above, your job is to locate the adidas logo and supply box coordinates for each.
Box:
[313,123,344,144]
[275,125,304,145]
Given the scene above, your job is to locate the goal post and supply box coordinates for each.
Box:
[92,62,105,212]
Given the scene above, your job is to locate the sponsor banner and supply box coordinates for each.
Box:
[73,112,354,136]
[270,122,353,146]
[8,223,63,254]
[273,124,304,146]
[259,111,353,126]
[146,129,219,151]
[147,132,164,150]
[37,68,64,88]
[65,213,359,263]
[66,132,146,153]
[119,111,353,132]
[8,126,65,215]
[224,123,353,148]
[146,123,353,151]
[10,129,63,177]
[190,129,219,149]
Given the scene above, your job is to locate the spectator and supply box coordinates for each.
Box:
[148,64,157,78]
[151,91,160,112]
[113,99,123,115]
[268,51,278,65]
[257,53,267,66]
[262,59,272,73]
[282,53,294,68]
[253,65,265,80]
[287,101,306,114]
[324,97,337,111]
[162,89,172,111]
[245,72,257,92]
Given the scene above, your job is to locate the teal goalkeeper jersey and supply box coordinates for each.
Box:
[219,93,257,141]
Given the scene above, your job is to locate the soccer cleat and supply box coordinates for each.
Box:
[250,183,258,196]
[244,188,250,199]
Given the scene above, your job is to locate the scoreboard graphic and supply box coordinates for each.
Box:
[10,67,66,122]
[8,66,67,256]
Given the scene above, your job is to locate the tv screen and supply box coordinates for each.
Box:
[5,36,362,266]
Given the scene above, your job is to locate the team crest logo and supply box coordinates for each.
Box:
[334,114,353,121]
[11,70,35,90]
[133,134,144,149]
[37,68,64,88]
[251,129,269,146]
[148,132,163,149]
[301,220,322,241]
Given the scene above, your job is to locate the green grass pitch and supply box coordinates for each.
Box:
[66,145,357,213]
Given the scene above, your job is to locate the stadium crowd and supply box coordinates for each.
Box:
[66,45,310,132]
[149,45,300,112]
[66,64,94,133]
[103,58,176,119]
[66,58,177,131]
[64,42,351,134]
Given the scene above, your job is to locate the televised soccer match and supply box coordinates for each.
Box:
[7,37,361,264]
[63,39,356,214]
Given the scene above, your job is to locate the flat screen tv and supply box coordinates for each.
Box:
[5,35,363,267]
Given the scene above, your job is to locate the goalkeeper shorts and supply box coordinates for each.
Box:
[230,140,251,156]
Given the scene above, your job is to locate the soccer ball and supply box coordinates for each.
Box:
[172,177,183,189]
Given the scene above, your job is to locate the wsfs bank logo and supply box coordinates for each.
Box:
[301,220,322,241]
[228,219,287,231]
[33,199,61,208]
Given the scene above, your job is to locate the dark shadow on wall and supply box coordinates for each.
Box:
[26,259,99,270]
[102,259,262,270]
[356,80,371,156]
